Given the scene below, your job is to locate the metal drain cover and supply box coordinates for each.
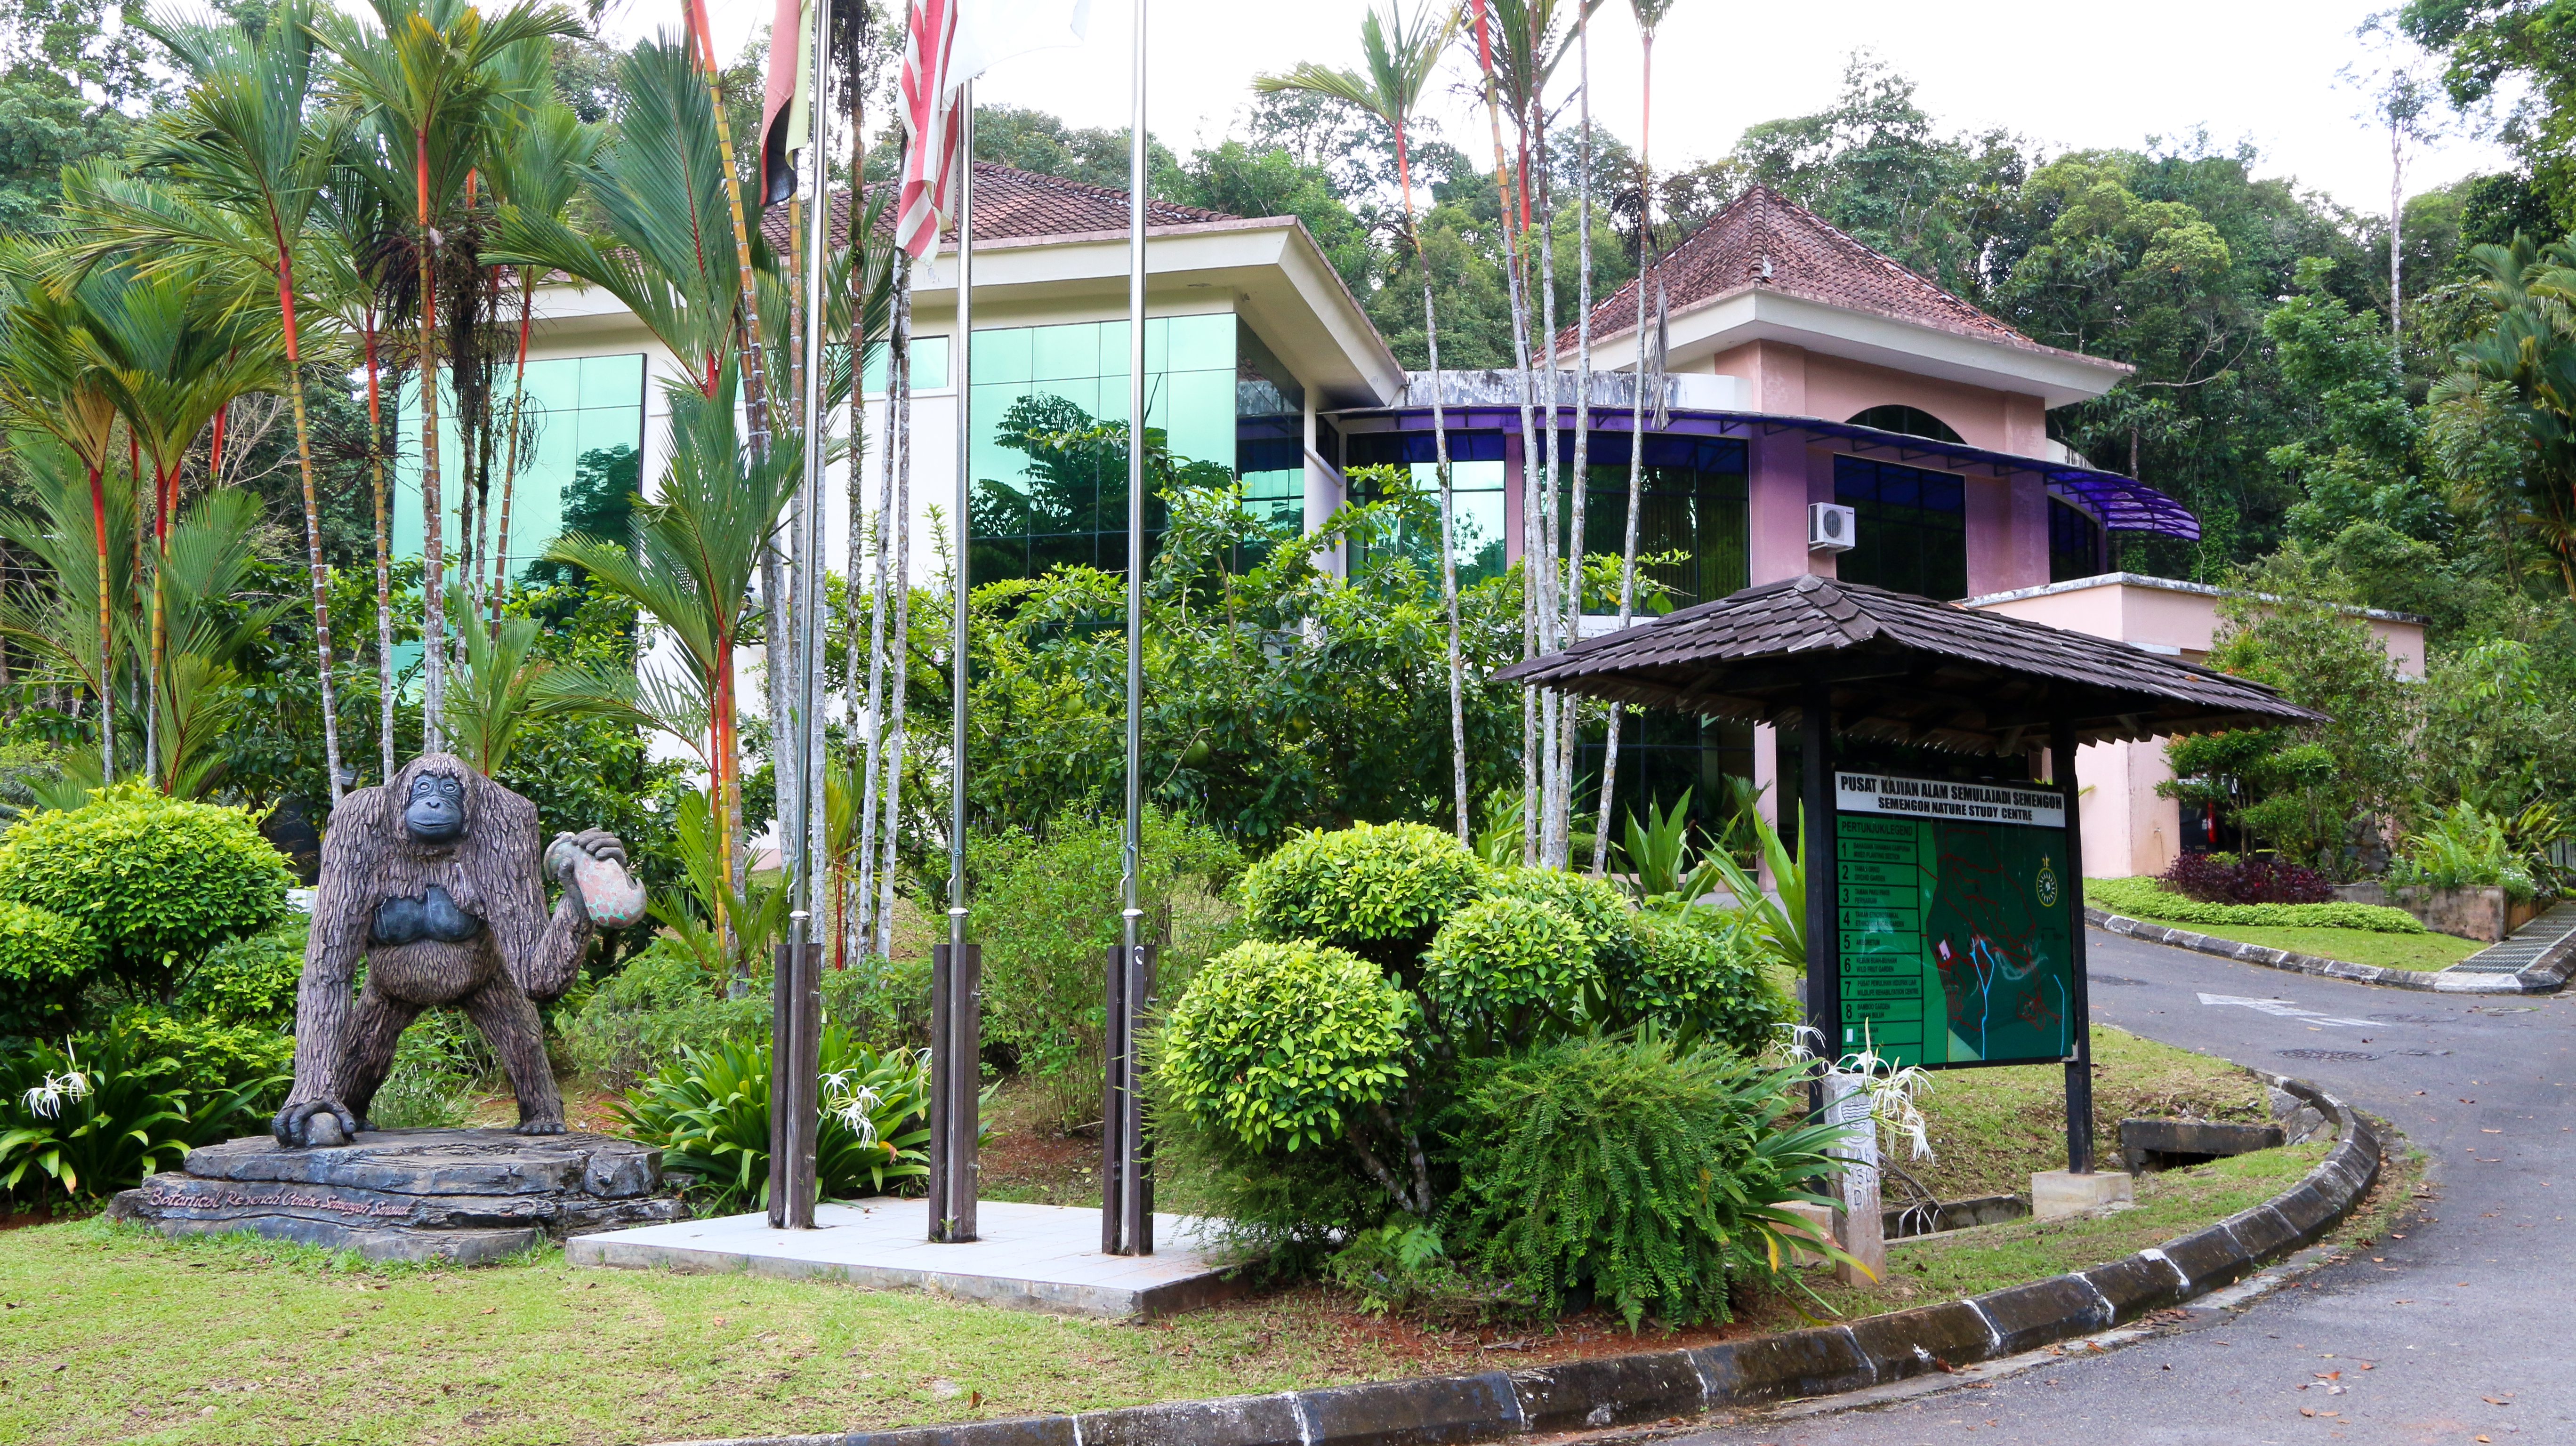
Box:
[2278,1048,2379,1062]
[2088,975,2151,987]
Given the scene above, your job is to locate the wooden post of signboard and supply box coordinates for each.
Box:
[2053,719,2098,1174]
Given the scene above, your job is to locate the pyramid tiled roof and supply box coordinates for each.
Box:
[1562,185,2048,356]
[760,161,1237,253]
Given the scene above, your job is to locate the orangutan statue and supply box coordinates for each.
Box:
[273,754,628,1148]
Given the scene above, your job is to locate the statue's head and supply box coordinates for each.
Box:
[394,755,474,846]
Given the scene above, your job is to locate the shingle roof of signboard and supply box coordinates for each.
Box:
[1494,574,2323,752]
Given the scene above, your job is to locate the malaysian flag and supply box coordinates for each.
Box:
[896,0,1094,258]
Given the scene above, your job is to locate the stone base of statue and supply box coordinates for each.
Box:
[108,1127,689,1265]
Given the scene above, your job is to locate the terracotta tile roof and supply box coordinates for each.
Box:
[1493,574,2321,752]
[760,161,1237,253]
[1561,185,2047,356]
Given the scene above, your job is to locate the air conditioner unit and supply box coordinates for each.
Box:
[1809,502,1856,553]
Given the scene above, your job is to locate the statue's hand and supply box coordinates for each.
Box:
[548,829,628,881]
[273,1099,362,1149]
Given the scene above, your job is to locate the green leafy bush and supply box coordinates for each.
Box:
[564,940,771,1086]
[1323,1221,1533,1324]
[2390,801,2542,900]
[2087,876,2425,932]
[0,1032,277,1205]
[1420,895,1600,1049]
[96,1011,293,1106]
[969,806,1244,1128]
[0,900,100,1040]
[367,1016,483,1129]
[0,785,294,1002]
[1240,821,1485,964]
[1448,1034,1852,1329]
[177,920,307,1027]
[612,1027,931,1213]
[1160,939,1413,1154]
[1482,866,1637,974]
[1605,911,1798,1054]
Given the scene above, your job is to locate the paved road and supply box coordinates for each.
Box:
[1676,931,2574,1446]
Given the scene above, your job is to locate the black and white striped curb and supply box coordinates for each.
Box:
[658,1076,2383,1446]
[2085,908,2573,995]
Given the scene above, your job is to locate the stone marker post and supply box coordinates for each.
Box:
[1827,1070,1885,1286]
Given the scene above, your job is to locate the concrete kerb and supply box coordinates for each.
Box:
[654,1081,2385,1446]
[2084,907,2569,994]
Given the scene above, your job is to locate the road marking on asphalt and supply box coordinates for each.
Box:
[2196,993,2381,1028]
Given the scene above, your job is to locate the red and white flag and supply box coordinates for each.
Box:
[896,0,1094,258]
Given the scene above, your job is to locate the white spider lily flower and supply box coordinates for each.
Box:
[23,1068,92,1120]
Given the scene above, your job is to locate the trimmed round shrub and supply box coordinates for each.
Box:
[1483,866,1638,975]
[1421,895,1601,1047]
[1610,911,1798,1055]
[0,900,103,1039]
[0,786,293,1002]
[1240,821,1484,960]
[1160,939,1413,1153]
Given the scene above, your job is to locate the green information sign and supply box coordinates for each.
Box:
[1831,771,2077,1070]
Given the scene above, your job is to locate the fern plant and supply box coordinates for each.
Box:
[1448,1032,1853,1330]
[611,1026,934,1213]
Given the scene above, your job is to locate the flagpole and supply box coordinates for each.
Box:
[938,84,980,1245]
[1104,0,1151,1259]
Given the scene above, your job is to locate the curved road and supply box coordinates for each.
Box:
[1675,931,2573,1446]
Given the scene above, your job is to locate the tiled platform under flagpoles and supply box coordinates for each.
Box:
[564,1199,1238,1318]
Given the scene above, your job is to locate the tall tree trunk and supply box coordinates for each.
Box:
[367,319,395,783]
[1398,117,1468,845]
[876,272,914,960]
[1531,86,1567,869]
[1594,24,1657,877]
[274,246,346,803]
[1479,50,1539,867]
[147,458,169,789]
[490,268,535,623]
[89,462,112,782]
[1560,6,1595,870]
[416,126,446,754]
[855,288,901,960]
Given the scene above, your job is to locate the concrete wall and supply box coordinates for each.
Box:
[1962,574,2430,877]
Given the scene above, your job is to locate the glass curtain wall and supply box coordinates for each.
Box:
[967,312,1294,582]
[391,353,648,584]
[2049,497,2104,583]
[1344,429,1510,586]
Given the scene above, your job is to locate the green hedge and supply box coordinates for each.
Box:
[1240,821,1484,958]
[1160,939,1413,1154]
[0,900,101,1038]
[2087,876,2425,933]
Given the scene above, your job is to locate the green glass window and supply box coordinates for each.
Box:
[1560,434,1749,613]
[1576,711,1758,850]
[391,353,647,583]
[1345,431,1511,587]
[966,312,1276,583]
[1834,455,1967,601]
[857,334,952,394]
[2049,497,2103,583]
[1846,404,1964,444]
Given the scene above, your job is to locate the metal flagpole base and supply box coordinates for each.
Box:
[929,940,982,1242]
[1102,939,1155,1255]
[767,939,822,1229]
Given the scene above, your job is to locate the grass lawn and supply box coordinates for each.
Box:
[2129,920,2482,972]
[0,1027,2322,1445]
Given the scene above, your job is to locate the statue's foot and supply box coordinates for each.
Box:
[272,1100,361,1149]
[513,1117,568,1136]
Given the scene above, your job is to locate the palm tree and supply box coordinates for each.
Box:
[0,251,128,779]
[1592,0,1675,875]
[126,0,350,803]
[488,37,739,397]
[478,97,600,617]
[1256,0,1470,841]
[69,247,285,790]
[543,362,800,918]
[316,0,580,754]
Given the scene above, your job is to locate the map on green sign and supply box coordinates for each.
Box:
[1831,771,2076,1070]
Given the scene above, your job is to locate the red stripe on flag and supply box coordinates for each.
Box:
[897,0,960,258]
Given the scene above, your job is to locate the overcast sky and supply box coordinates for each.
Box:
[612,0,2514,221]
